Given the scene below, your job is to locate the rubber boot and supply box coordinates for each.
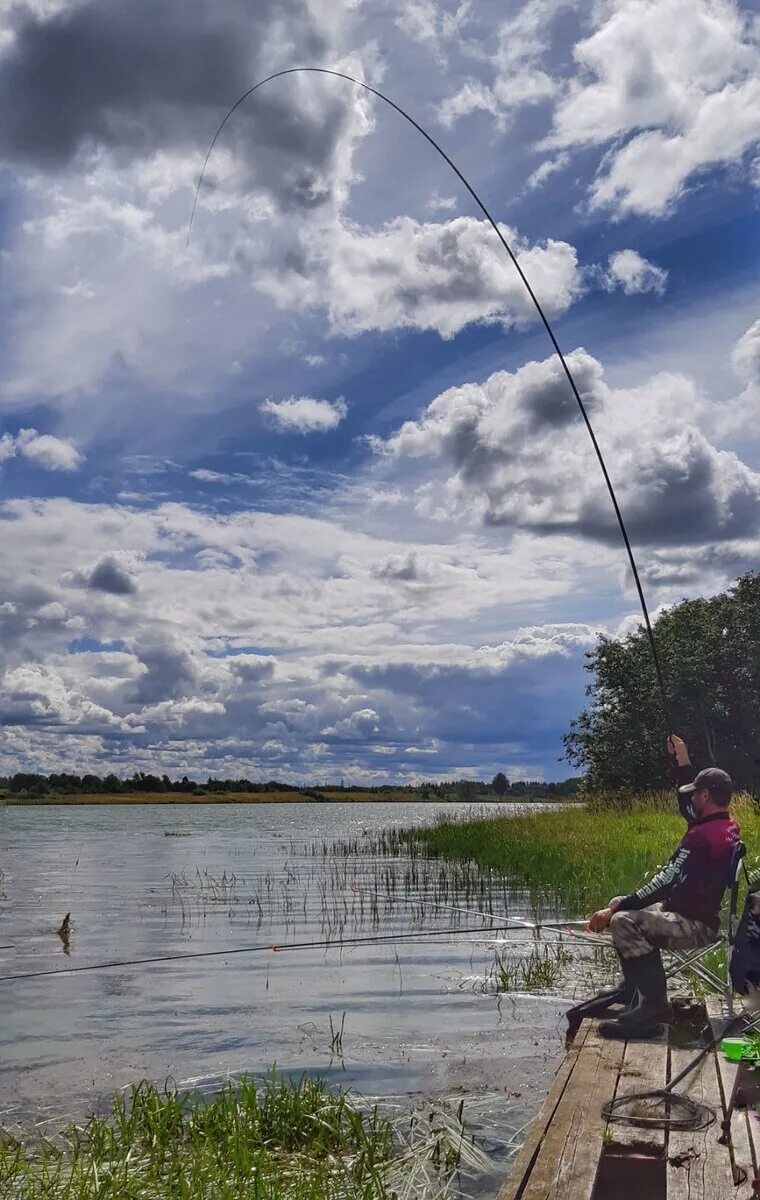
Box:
[565,955,637,1025]
[565,957,638,1043]
[598,951,669,1040]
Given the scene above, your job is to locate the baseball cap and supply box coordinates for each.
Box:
[678,767,733,801]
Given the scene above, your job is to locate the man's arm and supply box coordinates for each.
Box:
[669,733,698,822]
[614,843,691,912]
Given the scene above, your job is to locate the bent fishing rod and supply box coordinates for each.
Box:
[189,66,669,725]
[0,898,607,987]
[0,921,546,985]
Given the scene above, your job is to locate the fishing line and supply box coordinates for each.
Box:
[0,921,527,985]
[346,884,596,936]
[189,65,670,724]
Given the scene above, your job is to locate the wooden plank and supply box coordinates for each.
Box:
[497,1022,590,1200]
[705,996,757,1192]
[519,1021,625,1200]
[667,1043,745,1199]
[606,1026,668,1155]
[746,1108,760,1195]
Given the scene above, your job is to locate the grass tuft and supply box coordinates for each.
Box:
[489,944,573,993]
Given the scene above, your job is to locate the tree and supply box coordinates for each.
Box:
[9,773,47,794]
[491,772,509,797]
[447,779,482,801]
[564,572,760,791]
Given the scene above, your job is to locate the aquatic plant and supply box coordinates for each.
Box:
[0,1073,485,1200]
[488,944,573,994]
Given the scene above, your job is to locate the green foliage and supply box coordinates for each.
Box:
[406,797,760,914]
[0,1074,397,1200]
[490,944,572,992]
[491,772,509,797]
[564,572,760,792]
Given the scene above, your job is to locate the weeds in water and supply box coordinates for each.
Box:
[489,943,573,994]
[329,1011,346,1057]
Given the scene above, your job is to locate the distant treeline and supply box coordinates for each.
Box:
[0,771,581,800]
[421,776,581,800]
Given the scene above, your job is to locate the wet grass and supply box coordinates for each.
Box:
[403,794,760,915]
[490,943,573,993]
[0,1074,486,1200]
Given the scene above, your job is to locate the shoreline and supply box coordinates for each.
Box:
[4,791,408,805]
[2,791,566,806]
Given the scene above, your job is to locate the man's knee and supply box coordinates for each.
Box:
[608,910,648,956]
[607,912,629,940]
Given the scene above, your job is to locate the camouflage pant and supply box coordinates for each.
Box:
[609,903,716,960]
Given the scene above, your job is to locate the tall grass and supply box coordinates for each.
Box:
[405,793,759,915]
[489,944,573,993]
[0,1074,487,1200]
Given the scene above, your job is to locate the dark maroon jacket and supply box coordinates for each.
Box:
[616,763,740,931]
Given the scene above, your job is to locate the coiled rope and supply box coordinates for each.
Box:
[600,1012,747,1132]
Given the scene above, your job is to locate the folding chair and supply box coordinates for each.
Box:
[666,838,748,1014]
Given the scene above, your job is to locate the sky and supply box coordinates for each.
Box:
[0,0,758,786]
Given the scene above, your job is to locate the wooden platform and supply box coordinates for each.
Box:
[498,1002,760,1200]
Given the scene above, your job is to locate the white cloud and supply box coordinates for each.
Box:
[322,707,383,739]
[713,318,760,436]
[0,0,756,786]
[426,192,458,212]
[307,216,580,339]
[0,5,593,432]
[377,347,760,547]
[437,0,563,128]
[261,395,348,433]
[0,5,377,413]
[732,318,760,385]
[546,0,760,216]
[0,427,83,470]
[395,0,472,62]
[1,662,130,732]
[605,249,668,295]
[525,153,569,191]
[0,489,611,779]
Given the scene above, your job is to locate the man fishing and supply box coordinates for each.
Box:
[585,733,740,1039]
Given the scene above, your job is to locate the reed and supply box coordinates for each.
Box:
[0,1073,480,1200]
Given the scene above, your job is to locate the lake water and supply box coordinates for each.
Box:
[0,801,584,1193]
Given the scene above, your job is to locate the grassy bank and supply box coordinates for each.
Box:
[3,790,570,806]
[0,1073,478,1200]
[406,794,760,915]
[4,789,424,806]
